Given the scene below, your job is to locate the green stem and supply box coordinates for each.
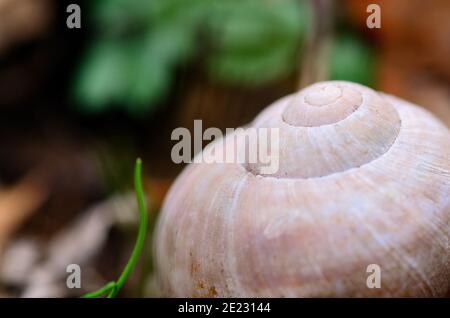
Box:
[81,281,116,298]
[82,158,148,298]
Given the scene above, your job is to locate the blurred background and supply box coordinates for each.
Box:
[0,0,449,297]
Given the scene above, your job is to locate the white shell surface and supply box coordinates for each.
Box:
[155,82,450,297]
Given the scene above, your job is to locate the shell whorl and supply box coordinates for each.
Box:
[282,81,363,126]
[246,81,401,178]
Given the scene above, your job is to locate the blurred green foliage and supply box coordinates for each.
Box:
[207,0,307,85]
[73,0,309,115]
[329,32,375,87]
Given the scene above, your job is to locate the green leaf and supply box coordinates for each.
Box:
[209,0,306,53]
[207,0,308,85]
[329,32,376,87]
[126,52,170,114]
[73,41,131,113]
[72,0,311,114]
[123,24,199,114]
[208,41,296,86]
[89,0,151,37]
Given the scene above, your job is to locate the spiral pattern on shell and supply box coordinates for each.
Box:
[247,81,401,178]
[155,81,450,297]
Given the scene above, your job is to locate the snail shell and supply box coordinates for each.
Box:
[155,81,450,297]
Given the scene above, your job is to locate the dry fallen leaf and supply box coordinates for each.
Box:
[0,0,54,54]
[6,193,138,298]
[0,172,49,252]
